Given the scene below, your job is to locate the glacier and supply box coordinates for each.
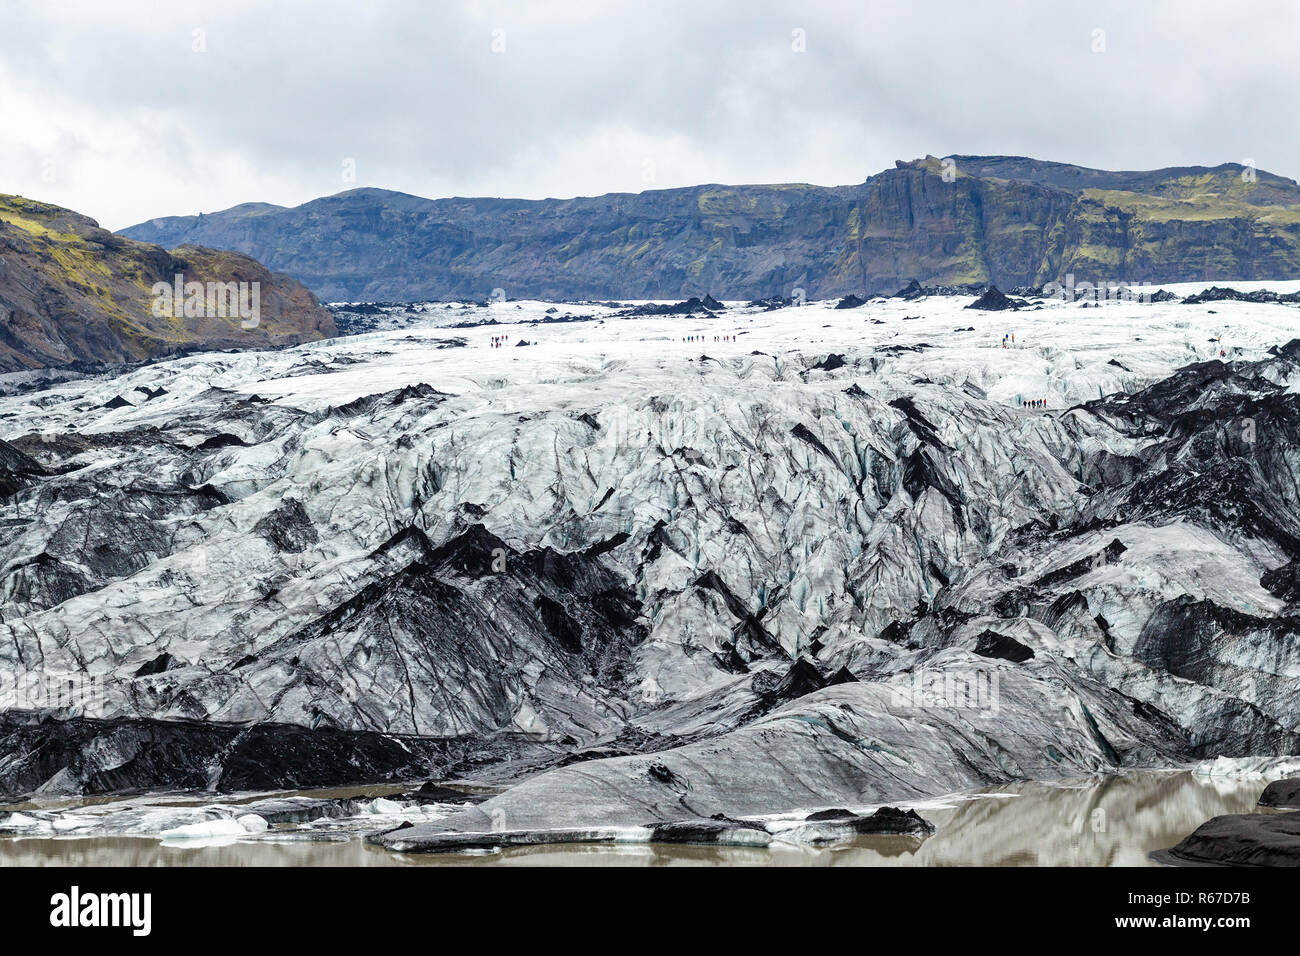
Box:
[3,285,1300,841]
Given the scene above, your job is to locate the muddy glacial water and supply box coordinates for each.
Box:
[0,771,1271,866]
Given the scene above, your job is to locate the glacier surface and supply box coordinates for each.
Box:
[3,287,1300,830]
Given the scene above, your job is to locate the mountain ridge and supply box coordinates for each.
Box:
[119,155,1300,302]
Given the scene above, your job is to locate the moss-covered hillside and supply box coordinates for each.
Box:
[0,195,336,371]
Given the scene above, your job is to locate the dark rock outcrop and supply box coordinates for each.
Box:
[620,296,725,317]
[966,286,1025,311]
[402,781,491,805]
[893,279,925,300]
[1259,777,1300,809]
[1183,287,1300,306]
[0,438,45,499]
[973,629,1035,663]
[1155,810,1300,866]
[253,498,319,553]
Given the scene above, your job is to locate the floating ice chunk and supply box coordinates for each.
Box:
[159,818,247,840]
[1193,755,1300,779]
[1,812,46,830]
[236,814,270,833]
[51,815,98,833]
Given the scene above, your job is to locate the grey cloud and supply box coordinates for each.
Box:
[0,0,1295,229]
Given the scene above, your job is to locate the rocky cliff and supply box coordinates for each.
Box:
[119,156,1300,301]
[0,194,337,372]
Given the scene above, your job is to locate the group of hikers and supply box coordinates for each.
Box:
[1020,397,1048,409]
[1002,332,1015,347]
[486,330,739,347]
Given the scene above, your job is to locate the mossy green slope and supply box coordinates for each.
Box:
[0,194,336,372]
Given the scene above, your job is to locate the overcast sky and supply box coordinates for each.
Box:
[1,0,1296,230]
